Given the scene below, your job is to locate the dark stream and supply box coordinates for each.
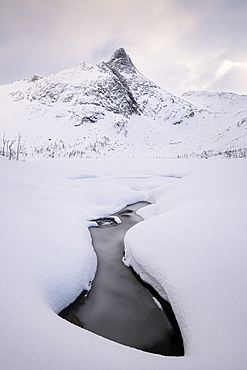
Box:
[59,202,184,356]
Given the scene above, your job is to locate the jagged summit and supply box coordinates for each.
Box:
[109,48,130,62]
[106,48,136,74]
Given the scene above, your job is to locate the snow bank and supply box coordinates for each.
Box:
[124,159,247,364]
[0,158,246,369]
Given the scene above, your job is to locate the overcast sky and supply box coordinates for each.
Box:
[1,0,247,95]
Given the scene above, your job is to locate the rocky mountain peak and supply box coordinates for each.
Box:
[106,48,136,74]
[110,48,129,61]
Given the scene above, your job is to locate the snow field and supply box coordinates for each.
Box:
[0,158,247,369]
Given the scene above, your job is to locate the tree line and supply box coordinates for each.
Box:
[0,132,26,160]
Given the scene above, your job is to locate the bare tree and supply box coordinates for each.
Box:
[2,132,7,157]
[16,133,26,160]
[8,139,16,160]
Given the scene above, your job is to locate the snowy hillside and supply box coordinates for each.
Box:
[181,90,247,114]
[0,48,246,159]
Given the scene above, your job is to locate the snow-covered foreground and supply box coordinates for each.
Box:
[0,158,246,369]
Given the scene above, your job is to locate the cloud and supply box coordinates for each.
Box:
[215,60,247,80]
[209,60,247,94]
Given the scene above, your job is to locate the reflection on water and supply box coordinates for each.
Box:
[59,202,184,356]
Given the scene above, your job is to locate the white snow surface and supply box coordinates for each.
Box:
[0,158,247,369]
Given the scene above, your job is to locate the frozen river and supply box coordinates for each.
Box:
[60,202,183,356]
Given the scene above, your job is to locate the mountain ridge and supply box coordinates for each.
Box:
[0,48,246,159]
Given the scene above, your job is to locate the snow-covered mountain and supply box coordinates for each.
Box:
[0,48,246,159]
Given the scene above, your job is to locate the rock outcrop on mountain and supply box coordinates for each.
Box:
[0,48,246,159]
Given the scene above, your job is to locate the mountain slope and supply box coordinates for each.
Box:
[0,48,246,159]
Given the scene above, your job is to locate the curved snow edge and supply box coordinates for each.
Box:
[123,237,169,302]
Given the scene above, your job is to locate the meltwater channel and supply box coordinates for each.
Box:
[59,202,184,356]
